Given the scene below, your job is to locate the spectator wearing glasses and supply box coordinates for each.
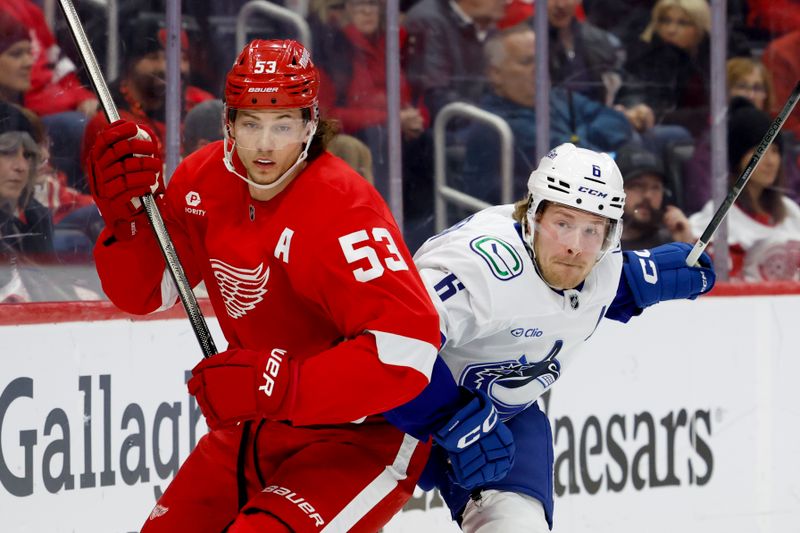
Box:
[728,57,773,113]
[683,58,778,214]
[686,97,800,281]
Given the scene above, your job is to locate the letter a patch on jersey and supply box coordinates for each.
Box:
[469,236,524,280]
[210,259,269,319]
[274,227,294,263]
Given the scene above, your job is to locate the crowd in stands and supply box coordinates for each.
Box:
[2,0,800,303]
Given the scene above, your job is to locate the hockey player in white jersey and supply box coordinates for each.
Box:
[386,143,715,532]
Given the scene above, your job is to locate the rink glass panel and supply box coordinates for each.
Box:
[3,1,800,304]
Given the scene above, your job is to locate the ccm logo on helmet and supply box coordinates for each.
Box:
[578,185,608,198]
[457,405,499,449]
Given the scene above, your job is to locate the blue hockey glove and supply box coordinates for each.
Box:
[622,242,715,309]
[432,389,515,490]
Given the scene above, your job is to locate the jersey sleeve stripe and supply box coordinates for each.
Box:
[368,330,437,379]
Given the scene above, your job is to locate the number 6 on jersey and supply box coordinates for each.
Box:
[339,228,409,282]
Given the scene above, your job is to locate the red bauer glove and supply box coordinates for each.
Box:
[88,120,164,241]
[187,348,295,430]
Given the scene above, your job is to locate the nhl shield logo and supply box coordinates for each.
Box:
[569,293,580,309]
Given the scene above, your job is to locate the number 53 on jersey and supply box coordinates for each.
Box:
[339,228,409,282]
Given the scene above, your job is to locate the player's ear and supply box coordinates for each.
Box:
[225,109,237,142]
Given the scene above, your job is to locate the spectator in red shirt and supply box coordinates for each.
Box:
[319,0,426,142]
[745,0,800,37]
[1,1,102,191]
[763,30,800,140]
[0,0,98,117]
[80,14,214,183]
[0,13,33,106]
[318,0,432,248]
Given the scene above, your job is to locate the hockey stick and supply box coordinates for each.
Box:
[57,0,218,358]
[686,80,800,267]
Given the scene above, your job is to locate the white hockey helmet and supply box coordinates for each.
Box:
[523,143,626,261]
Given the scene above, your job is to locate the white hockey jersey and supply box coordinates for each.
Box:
[414,205,623,419]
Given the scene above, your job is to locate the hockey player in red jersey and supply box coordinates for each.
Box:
[87,39,448,532]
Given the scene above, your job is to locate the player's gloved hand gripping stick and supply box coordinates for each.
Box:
[60,2,301,433]
[623,242,715,309]
[89,121,164,242]
[685,80,800,268]
[432,389,516,490]
[188,348,296,429]
[57,0,217,358]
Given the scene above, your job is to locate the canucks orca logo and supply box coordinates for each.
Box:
[460,341,563,419]
[470,236,523,280]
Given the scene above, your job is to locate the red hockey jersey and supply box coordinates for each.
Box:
[94,145,440,425]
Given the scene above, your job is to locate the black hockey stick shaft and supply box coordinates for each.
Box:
[57,0,217,358]
[686,80,800,266]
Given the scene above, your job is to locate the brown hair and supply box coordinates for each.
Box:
[735,163,787,224]
[511,197,561,224]
[727,57,774,112]
[17,107,47,145]
[511,196,529,224]
[306,117,339,162]
[343,0,386,34]
[512,196,554,237]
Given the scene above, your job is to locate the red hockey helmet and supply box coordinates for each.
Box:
[224,39,319,110]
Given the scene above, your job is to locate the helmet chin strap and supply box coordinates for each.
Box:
[223,121,318,191]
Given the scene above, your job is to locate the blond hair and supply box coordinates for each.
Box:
[641,0,711,43]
